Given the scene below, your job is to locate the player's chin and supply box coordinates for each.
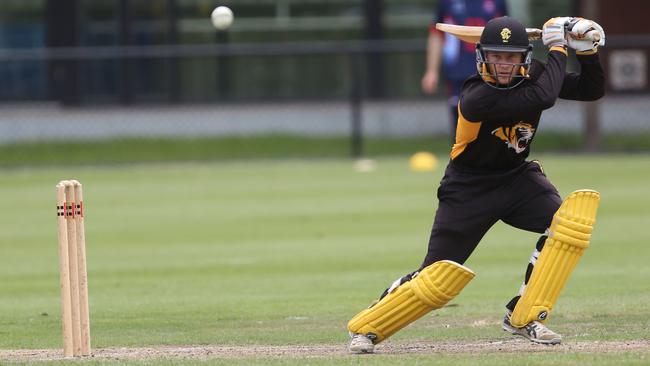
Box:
[496,75,512,85]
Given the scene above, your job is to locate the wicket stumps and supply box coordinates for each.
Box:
[56,180,91,357]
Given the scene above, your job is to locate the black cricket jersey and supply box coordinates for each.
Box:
[451,49,605,171]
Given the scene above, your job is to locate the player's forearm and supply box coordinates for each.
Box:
[516,49,568,110]
[571,53,605,101]
[426,33,443,73]
[558,52,604,101]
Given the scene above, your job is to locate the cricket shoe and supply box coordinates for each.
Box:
[502,310,562,345]
[348,332,375,354]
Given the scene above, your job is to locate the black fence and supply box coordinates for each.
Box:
[1,37,650,155]
[0,39,428,104]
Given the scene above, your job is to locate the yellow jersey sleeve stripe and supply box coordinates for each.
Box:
[550,46,568,56]
[450,105,482,160]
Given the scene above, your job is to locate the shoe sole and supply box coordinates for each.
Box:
[502,323,561,345]
[349,347,374,354]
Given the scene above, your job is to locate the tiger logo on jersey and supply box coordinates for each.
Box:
[491,122,535,153]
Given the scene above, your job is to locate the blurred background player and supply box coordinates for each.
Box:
[421,0,508,142]
[349,16,605,353]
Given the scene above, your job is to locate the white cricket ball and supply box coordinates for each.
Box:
[211,6,233,30]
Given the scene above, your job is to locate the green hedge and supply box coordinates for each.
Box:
[1,133,648,168]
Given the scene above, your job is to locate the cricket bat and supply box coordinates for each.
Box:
[436,22,603,44]
[435,23,542,43]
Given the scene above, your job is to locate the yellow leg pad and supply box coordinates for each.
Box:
[347,260,475,344]
[510,189,600,328]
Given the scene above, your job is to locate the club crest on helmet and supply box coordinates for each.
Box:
[501,28,511,42]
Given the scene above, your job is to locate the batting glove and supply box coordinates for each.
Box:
[543,17,571,48]
[566,18,605,52]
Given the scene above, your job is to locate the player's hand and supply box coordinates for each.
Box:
[542,17,571,48]
[566,18,605,52]
[421,71,439,94]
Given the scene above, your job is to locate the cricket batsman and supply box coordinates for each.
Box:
[347,16,605,353]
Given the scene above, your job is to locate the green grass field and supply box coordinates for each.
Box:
[1,154,649,365]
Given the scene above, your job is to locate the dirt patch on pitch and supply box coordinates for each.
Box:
[2,340,649,362]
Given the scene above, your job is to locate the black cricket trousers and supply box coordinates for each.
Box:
[420,160,562,269]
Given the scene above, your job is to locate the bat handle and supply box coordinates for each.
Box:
[564,18,580,32]
[564,18,601,42]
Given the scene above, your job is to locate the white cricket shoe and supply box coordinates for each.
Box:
[348,332,375,354]
[502,310,562,344]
